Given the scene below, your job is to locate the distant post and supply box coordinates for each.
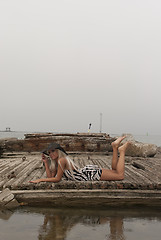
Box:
[88,123,92,133]
[100,113,102,133]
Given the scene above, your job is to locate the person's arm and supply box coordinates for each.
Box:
[42,154,53,178]
[30,158,66,183]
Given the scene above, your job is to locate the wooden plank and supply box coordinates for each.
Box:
[82,155,94,165]
[137,160,161,179]
[80,156,88,167]
[22,163,44,184]
[3,159,39,188]
[133,160,161,182]
[0,180,8,189]
[125,165,151,186]
[135,166,154,184]
[139,168,160,183]
[21,167,45,189]
[72,156,81,167]
[29,168,45,182]
[0,159,22,175]
[0,161,10,170]
[0,159,24,188]
[76,157,85,168]
[131,167,159,189]
[0,160,32,186]
[124,166,139,184]
[10,160,42,189]
[93,158,108,168]
[122,167,142,189]
[97,158,111,169]
[0,159,31,178]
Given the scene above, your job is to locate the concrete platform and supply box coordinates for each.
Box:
[12,189,161,208]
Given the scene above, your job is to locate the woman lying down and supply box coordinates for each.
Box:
[30,136,129,183]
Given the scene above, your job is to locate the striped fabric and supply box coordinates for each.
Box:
[63,165,102,181]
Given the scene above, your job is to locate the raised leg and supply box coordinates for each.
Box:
[111,136,126,170]
[116,143,129,178]
[100,141,129,181]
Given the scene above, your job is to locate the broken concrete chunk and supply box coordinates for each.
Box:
[126,142,157,157]
[121,134,158,157]
[0,188,19,209]
[5,198,20,209]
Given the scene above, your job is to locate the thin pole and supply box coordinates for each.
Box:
[100,113,102,133]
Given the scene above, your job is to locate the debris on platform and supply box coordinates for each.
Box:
[0,188,20,209]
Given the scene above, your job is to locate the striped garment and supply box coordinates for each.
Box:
[63,165,102,181]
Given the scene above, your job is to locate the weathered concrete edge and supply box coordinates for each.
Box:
[12,189,161,207]
[0,188,20,209]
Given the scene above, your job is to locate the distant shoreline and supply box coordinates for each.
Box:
[0,130,15,132]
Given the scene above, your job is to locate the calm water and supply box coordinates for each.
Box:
[0,207,161,240]
[0,131,34,140]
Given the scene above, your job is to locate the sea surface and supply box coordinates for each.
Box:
[0,206,161,240]
[0,131,161,146]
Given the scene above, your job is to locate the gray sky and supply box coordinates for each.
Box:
[0,0,161,135]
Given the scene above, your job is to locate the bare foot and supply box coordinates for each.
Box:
[112,136,126,149]
[118,142,130,153]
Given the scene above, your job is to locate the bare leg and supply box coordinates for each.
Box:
[111,136,126,170]
[116,142,129,178]
[100,141,129,181]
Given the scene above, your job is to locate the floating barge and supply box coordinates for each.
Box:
[1,148,161,207]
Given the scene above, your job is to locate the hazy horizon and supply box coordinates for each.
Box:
[1,1,161,135]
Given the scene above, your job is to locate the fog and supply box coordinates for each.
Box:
[0,0,161,135]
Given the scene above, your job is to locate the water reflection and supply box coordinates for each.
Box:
[108,217,125,240]
[37,209,127,240]
[0,209,13,220]
[1,207,161,240]
[38,212,76,240]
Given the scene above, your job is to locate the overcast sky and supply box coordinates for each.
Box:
[0,0,161,135]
